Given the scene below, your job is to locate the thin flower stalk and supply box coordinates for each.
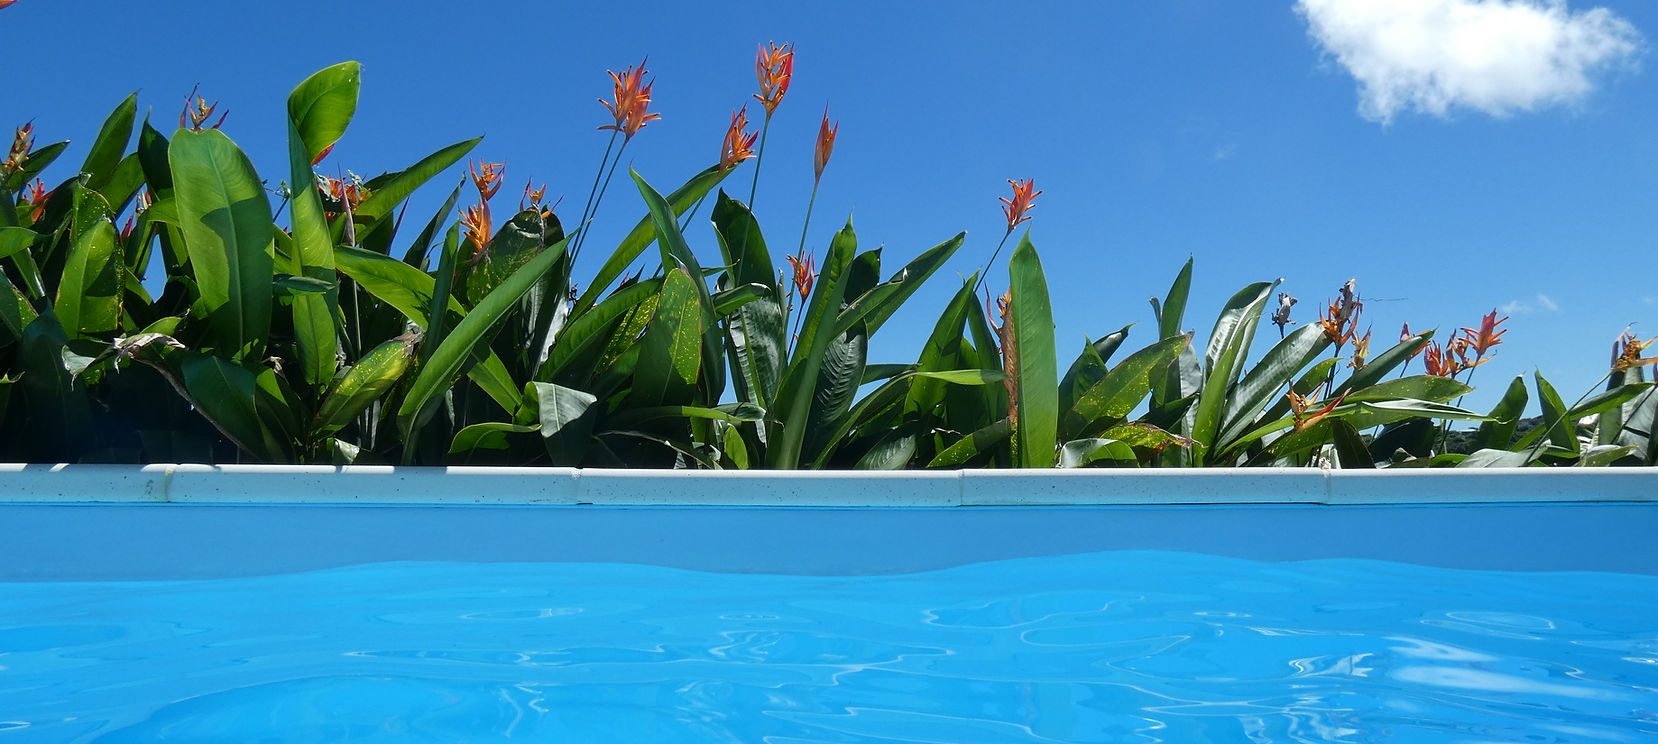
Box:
[973,179,1041,296]
[574,58,658,264]
[793,108,837,303]
[748,42,793,206]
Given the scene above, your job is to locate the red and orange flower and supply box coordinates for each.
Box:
[999,179,1041,233]
[813,107,838,184]
[719,105,758,171]
[598,59,660,140]
[754,42,794,118]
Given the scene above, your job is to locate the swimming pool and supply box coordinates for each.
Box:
[2,466,1655,741]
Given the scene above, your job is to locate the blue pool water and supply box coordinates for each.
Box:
[2,551,1656,742]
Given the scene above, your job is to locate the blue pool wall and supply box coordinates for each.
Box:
[1,465,1654,580]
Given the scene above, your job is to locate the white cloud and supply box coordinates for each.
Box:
[1295,0,1642,122]
[1502,293,1562,314]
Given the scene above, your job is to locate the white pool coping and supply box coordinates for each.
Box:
[0,464,1653,506]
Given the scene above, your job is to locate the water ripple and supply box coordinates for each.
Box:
[0,551,1654,742]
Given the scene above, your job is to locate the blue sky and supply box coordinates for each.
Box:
[3,0,1654,414]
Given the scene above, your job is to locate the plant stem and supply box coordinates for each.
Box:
[971,230,1013,297]
[748,115,772,208]
[575,138,630,266]
[570,131,619,263]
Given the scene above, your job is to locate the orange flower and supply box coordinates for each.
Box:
[1612,330,1658,373]
[719,105,758,171]
[459,201,493,264]
[520,180,561,220]
[1421,340,1451,377]
[0,1,17,10]
[786,252,816,302]
[597,58,660,139]
[317,173,367,213]
[469,160,505,201]
[999,178,1041,233]
[3,121,32,173]
[1348,328,1372,370]
[753,42,794,117]
[1286,384,1348,433]
[179,85,227,132]
[23,178,48,221]
[1460,310,1507,359]
[813,107,838,184]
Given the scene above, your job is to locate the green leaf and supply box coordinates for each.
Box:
[1472,375,1529,451]
[541,276,664,380]
[287,61,361,164]
[711,282,771,316]
[335,243,520,414]
[1059,325,1133,417]
[1149,257,1193,410]
[527,381,599,465]
[0,226,34,263]
[448,422,540,457]
[397,237,570,447]
[169,129,274,360]
[1190,280,1276,465]
[81,93,137,193]
[1063,333,1190,440]
[766,219,859,468]
[1335,331,1434,396]
[350,137,481,228]
[574,164,729,317]
[629,268,703,408]
[1532,370,1578,454]
[1058,438,1138,468]
[929,417,1014,469]
[53,211,121,338]
[610,403,765,430]
[1216,323,1330,448]
[1330,419,1374,468]
[4,141,67,193]
[1345,375,1472,404]
[177,353,283,462]
[313,335,416,435]
[402,179,464,268]
[832,232,965,337]
[1007,235,1059,468]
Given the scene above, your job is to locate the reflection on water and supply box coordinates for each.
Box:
[1,551,1656,742]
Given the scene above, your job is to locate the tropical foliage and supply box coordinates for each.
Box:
[0,58,1650,468]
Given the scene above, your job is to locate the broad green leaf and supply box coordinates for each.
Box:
[1531,370,1578,454]
[1216,324,1330,448]
[1330,419,1374,468]
[397,237,570,446]
[527,381,600,465]
[929,417,1014,469]
[832,232,965,337]
[0,226,34,262]
[711,191,777,291]
[1058,438,1138,468]
[169,129,274,360]
[81,92,137,193]
[767,219,858,468]
[1007,235,1058,468]
[574,164,729,317]
[448,422,539,456]
[1335,331,1434,396]
[802,322,869,459]
[541,276,664,379]
[4,141,67,193]
[287,61,361,164]
[177,353,282,461]
[711,283,770,316]
[903,278,977,420]
[1150,257,1193,410]
[0,271,37,342]
[1577,444,1637,467]
[350,137,481,227]
[1190,280,1276,464]
[609,403,764,430]
[53,213,121,338]
[1345,375,1471,404]
[1063,333,1190,440]
[313,335,416,435]
[1059,325,1133,417]
[629,268,703,408]
[1473,375,1529,451]
[335,244,520,413]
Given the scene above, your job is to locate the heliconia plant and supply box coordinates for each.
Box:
[0,57,1650,470]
